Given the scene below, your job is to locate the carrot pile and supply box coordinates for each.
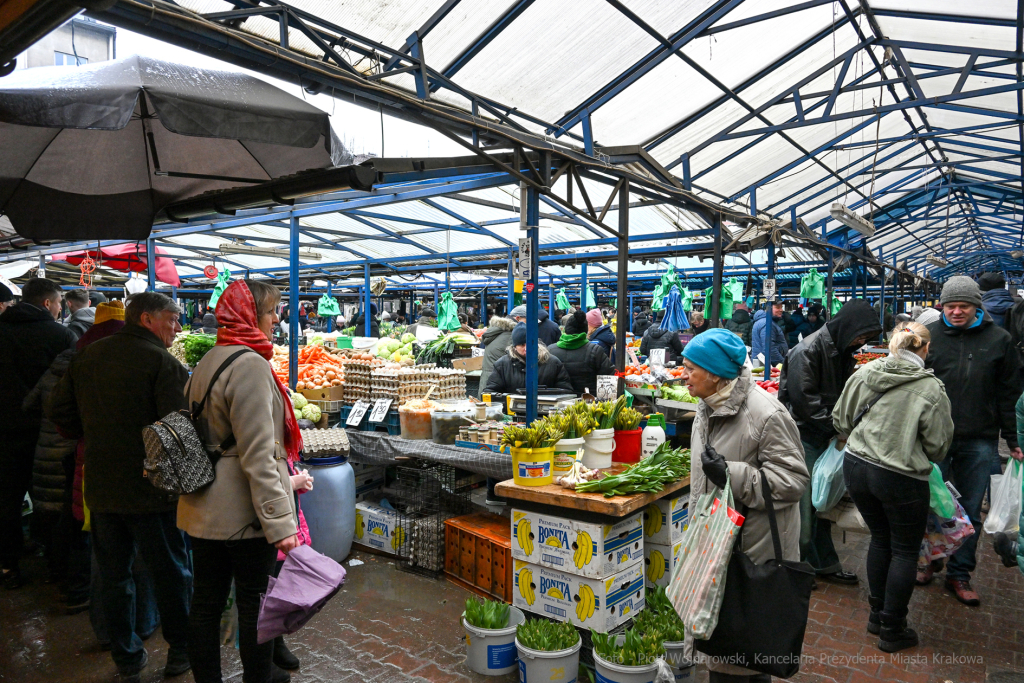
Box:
[270,345,345,388]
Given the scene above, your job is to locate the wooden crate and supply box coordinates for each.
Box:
[443,513,512,603]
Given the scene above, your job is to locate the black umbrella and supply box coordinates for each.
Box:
[0,54,366,241]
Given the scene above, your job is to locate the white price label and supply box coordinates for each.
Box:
[649,348,666,367]
[369,399,393,423]
[763,278,777,301]
[346,400,371,427]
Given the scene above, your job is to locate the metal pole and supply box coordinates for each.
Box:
[822,222,834,321]
[146,237,156,292]
[365,264,373,336]
[480,287,487,326]
[410,288,416,323]
[709,213,724,328]
[581,262,588,310]
[525,184,540,425]
[326,280,334,333]
[615,181,629,373]
[507,249,515,316]
[764,243,776,367]
[37,253,45,278]
[288,217,300,390]
[548,278,554,318]
[878,249,886,343]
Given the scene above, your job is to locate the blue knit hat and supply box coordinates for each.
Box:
[511,322,527,346]
[682,328,748,380]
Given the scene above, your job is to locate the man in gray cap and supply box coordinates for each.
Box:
[922,275,1023,605]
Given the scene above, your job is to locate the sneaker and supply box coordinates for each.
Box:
[993,532,1019,568]
[944,579,980,606]
[164,648,191,677]
[915,565,934,586]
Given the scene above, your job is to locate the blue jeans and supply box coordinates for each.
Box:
[89,546,161,643]
[91,511,193,673]
[939,438,1000,582]
[799,440,842,574]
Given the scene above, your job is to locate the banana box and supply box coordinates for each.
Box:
[353,502,405,554]
[511,508,643,579]
[512,559,645,632]
[644,540,683,589]
[642,493,689,545]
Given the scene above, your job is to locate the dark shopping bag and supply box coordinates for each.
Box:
[695,476,815,678]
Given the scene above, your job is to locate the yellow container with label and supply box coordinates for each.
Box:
[512,446,554,486]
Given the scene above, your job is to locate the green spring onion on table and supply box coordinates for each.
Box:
[574,442,690,497]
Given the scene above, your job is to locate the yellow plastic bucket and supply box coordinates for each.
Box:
[512,446,553,486]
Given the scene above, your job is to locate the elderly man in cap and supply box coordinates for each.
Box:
[922,276,1023,605]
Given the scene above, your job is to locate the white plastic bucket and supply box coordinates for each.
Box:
[584,427,615,452]
[515,636,581,683]
[663,641,695,681]
[581,446,613,470]
[553,437,585,477]
[462,606,526,676]
[593,649,661,683]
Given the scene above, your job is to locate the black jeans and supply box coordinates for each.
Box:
[0,430,38,572]
[189,537,277,683]
[91,511,193,673]
[843,454,929,621]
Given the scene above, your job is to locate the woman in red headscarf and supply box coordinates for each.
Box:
[178,280,301,683]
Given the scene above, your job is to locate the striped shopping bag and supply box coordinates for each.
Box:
[665,476,745,640]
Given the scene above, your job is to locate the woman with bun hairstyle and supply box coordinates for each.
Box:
[833,321,954,653]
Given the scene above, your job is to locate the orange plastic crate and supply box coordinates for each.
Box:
[443,513,512,604]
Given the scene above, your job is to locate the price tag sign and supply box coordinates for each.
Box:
[471,346,485,358]
[346,400,371,427]
[369,398,392,423]
[595,375,621,401]
[763,278,777,301]
[649,348,666,368]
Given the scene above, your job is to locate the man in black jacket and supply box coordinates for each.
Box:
[0,278,75,589]
[640,311,684,364]
[779,298,881,585]
[47,292,192,681]
[537,308,561,346]
[922,276,1023,606]
[483,323,573,395]
[548,310,614,395]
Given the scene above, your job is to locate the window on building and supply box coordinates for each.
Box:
[54,52,88,66]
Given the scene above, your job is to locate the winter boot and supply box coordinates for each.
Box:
[878,612,918,653]
[867,596,883,635]
[273,636,300,670]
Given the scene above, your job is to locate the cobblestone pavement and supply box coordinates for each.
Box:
[1,528,1022,683]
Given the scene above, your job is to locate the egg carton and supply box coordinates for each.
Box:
[299,428,349,456]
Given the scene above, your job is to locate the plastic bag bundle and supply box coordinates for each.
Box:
[983,459,1022,535]
[920,497,974,564]
[810,439,846,512]
[928,463,955,518]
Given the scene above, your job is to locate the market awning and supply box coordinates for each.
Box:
[51,242,180,287]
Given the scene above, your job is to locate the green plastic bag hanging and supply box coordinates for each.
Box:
[317,294,340,317]
[830,295,843,316]
[703,284,735,320]
[585,287,596,310]
[651,283,666,311]
[556,288,570,311]
[928,464,956,518]
[800,268,825,299]
[728,277,745,303]
[437,291,460,331]
[681,287,693,312]
[208,267,231,310]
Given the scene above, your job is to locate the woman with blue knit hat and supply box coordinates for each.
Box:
[681,329,810,683]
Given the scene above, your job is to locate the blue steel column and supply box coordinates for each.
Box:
[172,286,182,325]
[288,217,300,390]
[364,264,372,336]
[507,249,514,315]
[434,284,440,317]
[146,237,156,291]
[548,279,554,317]
[761,194,773,367]
[410,289,416,322]
[525,185,540,425]
[326,280,334,333]
[581,262,588,310]
[480,287,487,326]
[877,249,885,343]
[615,180,629,372]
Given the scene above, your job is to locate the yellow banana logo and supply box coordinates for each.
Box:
[618,549,631,565]
[518,567,536,606]
[573,530,593,569]
[647,549,666,583]
[545,537,562,547]
[390,526,406,550]
[574,584,596,622]
[644,505,663,536]
[516,518,534,556]
[546,586,564,599]
[355,511,364,540]
[621,604,631,616]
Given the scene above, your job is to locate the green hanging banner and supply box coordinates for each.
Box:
[555,287,570,310]
[704,284,736,320]
[830,295,843,316]
[800,268,825,299]
[208,267,231,310]
[437,291,460,331]
[317,294,340,317]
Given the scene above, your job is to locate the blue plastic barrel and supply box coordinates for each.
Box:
[298,456,356,563]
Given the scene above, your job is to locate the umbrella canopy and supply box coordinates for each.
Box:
[660,285,690,333]
[50,243,180,287]
[257,545,346,644]
[0,55,360,241]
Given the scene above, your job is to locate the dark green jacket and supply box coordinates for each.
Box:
[46,325,189,514]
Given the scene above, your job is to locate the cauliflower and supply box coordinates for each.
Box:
[291,393,308,410]
[301,403,322,423]
[294,408,302,422]
[401,333,416,344]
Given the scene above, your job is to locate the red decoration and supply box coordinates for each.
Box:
[524,282,535,293]
[204,265,218,278]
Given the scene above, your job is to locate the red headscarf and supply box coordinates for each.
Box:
[215,280,302,462]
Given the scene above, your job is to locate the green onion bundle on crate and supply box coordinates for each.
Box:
[575,441,691,497]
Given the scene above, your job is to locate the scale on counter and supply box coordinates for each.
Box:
[507,393,578,416]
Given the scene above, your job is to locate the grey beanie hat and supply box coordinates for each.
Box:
[508,304,528,319]
[939,275,982,307]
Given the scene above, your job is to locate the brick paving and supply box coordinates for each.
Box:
[1,529,1022,682]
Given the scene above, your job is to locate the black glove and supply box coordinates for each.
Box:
[702,446,729,490]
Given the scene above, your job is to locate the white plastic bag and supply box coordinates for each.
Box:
[811,439,846,512]
[984,459,1022,535]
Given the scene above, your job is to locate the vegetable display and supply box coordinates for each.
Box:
[463,598,510,630]
[182,333,217,367]
[633,586,686,643]
[542,401,593,439]
[516,619,580,651]
[500,422,563,449]
[589,395,627,430]
[855,352,886,365]
[575,442,690,497]
[659,385,698,403]
[415,332,477,367]
[591,627,664,666]
[301,403,322,423]
[614,406,642,431]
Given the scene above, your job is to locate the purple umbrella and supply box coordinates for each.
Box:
[257,545,346,644]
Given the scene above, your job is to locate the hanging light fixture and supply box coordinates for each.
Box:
[830,203,875,237]
[926,255,949,268]
[219,243,323,260]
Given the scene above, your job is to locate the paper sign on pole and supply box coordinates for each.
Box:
[763,278,777,301]
[649,348,666,368]
[346,400,371,427]
[595,375,621,401]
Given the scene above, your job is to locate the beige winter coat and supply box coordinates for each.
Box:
[177,345,297,544]
[689,367,810,675]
